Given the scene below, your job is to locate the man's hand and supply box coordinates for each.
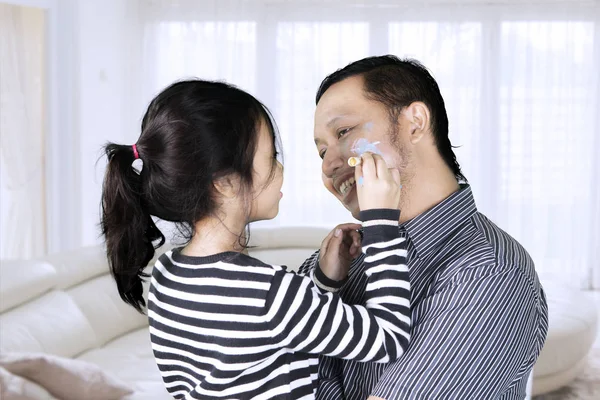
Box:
[367,397,385,400]
[319,223,362,281]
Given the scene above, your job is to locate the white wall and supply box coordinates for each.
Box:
[39,0,144,251]
[75,0,143,247]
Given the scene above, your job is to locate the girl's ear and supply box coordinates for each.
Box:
[213,174,241,198]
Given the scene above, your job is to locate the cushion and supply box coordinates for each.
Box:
[248,226,329,248]
[0,291,97,357]
[0,366,56,400]
[45,246,109,289]
[68,275,148,346]
[248,226,326,271]
[534,281,598,378]
[0,352,133,400]
[0,259,57,313]
[77,328,169,399]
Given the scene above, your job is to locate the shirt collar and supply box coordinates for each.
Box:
[401,184,477,257]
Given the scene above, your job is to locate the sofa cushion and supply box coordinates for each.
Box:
[68,275,148,347]
[247,226,326,271]
[0,259,57,313]
[77,328,170,400]
[0,291,97,357]
[0,352,133,400]
[0,366,56,400]
[533,281,597,378]
[248,226,329,248]
[45,246,109,289]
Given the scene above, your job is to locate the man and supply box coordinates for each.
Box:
[299,55,548,399]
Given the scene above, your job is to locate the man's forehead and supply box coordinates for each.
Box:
[316,76,366,114]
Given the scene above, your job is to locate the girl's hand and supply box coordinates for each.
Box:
[354,152,401,211]
[319,223,362,281]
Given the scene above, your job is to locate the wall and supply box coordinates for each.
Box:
[75,0,143,247]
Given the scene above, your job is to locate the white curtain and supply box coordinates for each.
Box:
[136,0,600,289]
[0,4,47,259]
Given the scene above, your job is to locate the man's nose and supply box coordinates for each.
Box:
[322,145,345,178]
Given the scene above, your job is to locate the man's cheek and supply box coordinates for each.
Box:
[321,173,337,194]
[374,143,401,168]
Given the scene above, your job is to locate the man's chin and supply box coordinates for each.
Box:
[342,199,360,221]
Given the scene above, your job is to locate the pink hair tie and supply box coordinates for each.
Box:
[132,144,139,160]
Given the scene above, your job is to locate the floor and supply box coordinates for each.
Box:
[533,291,600,400]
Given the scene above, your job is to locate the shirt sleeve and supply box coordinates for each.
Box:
[297,251,319,277]
[316,356,345,400]
[263,209,411,363]
[372,266,548,399]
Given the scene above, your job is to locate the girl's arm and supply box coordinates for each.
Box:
[264,209,410,363]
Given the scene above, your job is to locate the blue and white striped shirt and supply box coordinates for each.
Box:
[299,185,549,400]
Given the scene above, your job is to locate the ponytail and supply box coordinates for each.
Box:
[100,143,164,313]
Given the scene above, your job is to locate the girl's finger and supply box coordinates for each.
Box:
[391,168,402,187]
[372,153,390,179]
[354,157,365,187]
[360,152,376,181]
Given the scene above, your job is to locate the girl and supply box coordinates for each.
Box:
[100,79,410,400]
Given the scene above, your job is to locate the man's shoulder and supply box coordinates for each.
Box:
[471,212,535,273]
[432,212,536,291]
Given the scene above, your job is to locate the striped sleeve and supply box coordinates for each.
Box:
[263,209,411,363]
[372,267,545,399]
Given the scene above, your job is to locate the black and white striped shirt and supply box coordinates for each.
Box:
[147,209,411,399]
[299,185,549,400]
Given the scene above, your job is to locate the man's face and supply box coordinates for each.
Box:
[314,76,411,219]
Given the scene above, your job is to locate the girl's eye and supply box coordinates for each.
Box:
[318,149,326,159]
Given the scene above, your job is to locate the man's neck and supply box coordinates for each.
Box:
[399,165,460,224]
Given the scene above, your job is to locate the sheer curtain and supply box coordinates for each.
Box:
[137,0,600,289]
[0,4,47,259]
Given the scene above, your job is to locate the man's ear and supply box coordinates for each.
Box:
[403,102,431,145]
[213,174,240,198]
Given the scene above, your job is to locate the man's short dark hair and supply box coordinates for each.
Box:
[316,55,465,182]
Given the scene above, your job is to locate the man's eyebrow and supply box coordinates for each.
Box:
[326,115,349,128]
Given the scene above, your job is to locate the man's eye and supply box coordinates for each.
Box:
[319,149,326,159]
[337,127,352,138]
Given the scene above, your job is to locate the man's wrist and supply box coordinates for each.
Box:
[314,261,347,293]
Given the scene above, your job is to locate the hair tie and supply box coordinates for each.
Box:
[132,144,139,160]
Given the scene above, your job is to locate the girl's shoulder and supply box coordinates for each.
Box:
[158,247,287,274]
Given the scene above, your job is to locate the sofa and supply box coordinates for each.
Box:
[0,226,596,399]
[0,227,329,399]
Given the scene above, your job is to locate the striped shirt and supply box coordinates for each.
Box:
[147,209,411,399]
[299,185,549,400]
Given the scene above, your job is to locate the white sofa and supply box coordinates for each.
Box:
[0,226,596,399]
[0,227,329,399]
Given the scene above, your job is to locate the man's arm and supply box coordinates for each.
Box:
[371,266,547,400]
[297,250,319,276]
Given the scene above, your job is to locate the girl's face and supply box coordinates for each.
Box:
[248,122,283,222]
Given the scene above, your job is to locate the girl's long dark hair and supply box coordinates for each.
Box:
[100,79,280,313]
